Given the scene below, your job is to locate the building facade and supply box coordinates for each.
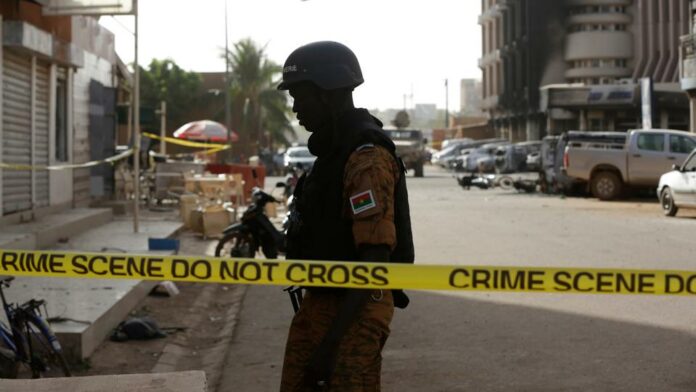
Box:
[0,1,119,221]
[459,78,483,116]
[680,0,696,132]
[481,0,690,141]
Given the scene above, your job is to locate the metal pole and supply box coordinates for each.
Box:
[133,0,140,233]
[224,0,232,160]
[445,78,449,128]
[159,101,166,155]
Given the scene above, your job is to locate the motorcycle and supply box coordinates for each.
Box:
[214,186,287,259]
[498,176,538,193]
[456,173,497,190]
[214,182,304,312]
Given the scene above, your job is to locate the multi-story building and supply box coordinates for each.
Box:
[680,0,696,132]
[0,1,120,221]
[481,0,690,141]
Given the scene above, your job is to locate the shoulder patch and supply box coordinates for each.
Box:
[355,143,375,152]
[349,190,377,215]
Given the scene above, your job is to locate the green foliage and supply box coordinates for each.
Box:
[139,59,202,132]
[224,38,295,151]
[391,110,411,129]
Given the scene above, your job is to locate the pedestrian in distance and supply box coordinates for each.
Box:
[277,41,415,391]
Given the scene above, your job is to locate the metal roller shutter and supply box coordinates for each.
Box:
[34,61,50,208]
[2,50,32,214]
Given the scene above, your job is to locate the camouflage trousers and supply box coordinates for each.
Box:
[280,289,394,392]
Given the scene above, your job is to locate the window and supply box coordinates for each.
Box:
[637,134,665,152]
[684,154,696,171]
[669,135,696,154]
[55,77,68,162]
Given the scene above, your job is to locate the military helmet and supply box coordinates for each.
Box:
[277,41,364,91]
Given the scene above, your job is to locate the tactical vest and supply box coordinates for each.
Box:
[286,109,414,307]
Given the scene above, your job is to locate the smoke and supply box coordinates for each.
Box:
[535,0,570,87]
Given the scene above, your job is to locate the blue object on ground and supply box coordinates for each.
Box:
[148,238,180,253]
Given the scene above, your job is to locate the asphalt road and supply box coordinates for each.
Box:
[218,166,696,392]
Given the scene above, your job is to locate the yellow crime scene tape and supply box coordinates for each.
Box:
[143,132,230,150]
[0,149,134,171]
[2,249,696,295]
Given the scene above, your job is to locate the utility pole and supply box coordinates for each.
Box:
[445,78,449,129]
[132,0,140,233]
[158,101,167,155]
[224,0,232,160]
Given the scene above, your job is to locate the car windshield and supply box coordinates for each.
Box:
[287,149,313,158]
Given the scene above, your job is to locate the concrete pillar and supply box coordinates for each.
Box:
[526,117,541,140]
[660,109,669,129]
[0,15,4,211]
[547,114,554,135]
[579,110,588,131]
[690,98,696,133]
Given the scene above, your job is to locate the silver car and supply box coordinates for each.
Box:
[657,148,696,216]
[283,146,316,173]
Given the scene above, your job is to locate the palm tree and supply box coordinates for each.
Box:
[224,38,295,156]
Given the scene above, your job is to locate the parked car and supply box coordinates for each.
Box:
[452,142,510,173]
[433,138,507,169]
[441,138,474,150]
[283,146,316,173]
[495,141,541,173]
[657,148,696,216]
[564,129,696,200]
[432,143,471,168]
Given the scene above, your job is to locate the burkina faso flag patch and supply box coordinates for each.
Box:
[350,190,377,215]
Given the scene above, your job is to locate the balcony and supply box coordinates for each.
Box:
[680,34,696,91]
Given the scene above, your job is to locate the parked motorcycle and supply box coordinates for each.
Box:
[215,187,286,259]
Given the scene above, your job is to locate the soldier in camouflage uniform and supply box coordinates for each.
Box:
[277,41,414,392]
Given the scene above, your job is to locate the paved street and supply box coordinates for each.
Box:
[218,166,696,391]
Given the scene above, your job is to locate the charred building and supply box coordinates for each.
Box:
[480,0,691,141]
[680,0,696,132]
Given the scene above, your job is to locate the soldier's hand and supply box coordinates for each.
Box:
[304,343,337,389]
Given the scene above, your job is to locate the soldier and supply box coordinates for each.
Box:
[278,41,414,391]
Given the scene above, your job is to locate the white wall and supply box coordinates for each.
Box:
[49,65,73,206]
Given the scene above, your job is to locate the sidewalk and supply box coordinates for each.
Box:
[2,211,183,359]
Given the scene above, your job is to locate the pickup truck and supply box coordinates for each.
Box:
[563,129,696,200]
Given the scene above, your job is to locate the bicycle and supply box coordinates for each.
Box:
[0,276,71,378]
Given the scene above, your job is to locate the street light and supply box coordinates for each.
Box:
[224,0,232,161]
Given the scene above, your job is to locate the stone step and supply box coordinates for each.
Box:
[0,370,207,392]
[0,208,113,250]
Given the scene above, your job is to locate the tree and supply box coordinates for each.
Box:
[224,38,295,154]
[139,59,202,133]
[391,110,411,129]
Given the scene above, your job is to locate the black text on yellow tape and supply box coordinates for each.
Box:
[2,249,696,295]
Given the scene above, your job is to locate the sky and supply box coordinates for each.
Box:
[99,0,482,111]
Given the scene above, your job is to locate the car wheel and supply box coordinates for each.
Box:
[590,171,622,201]
[660,187,678,217]
[414,162,424,178]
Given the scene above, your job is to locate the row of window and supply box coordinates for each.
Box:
[572,59,628,68]
[570,78,619,85]
[569,24,627,32]
[569,5,627,15]
[637,134,696,154]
